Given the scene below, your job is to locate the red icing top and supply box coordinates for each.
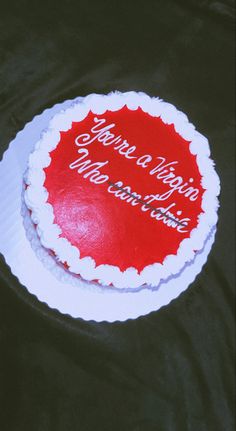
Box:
[44,107,204,272]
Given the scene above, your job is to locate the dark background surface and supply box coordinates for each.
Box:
[0,1,235,430]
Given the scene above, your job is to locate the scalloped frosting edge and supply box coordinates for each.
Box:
[24,91,220,289]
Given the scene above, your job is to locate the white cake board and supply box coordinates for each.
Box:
[0,98,216,322]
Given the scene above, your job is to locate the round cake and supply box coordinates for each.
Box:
[24,91,220,289]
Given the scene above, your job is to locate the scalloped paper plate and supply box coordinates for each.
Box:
[0,97,216,322]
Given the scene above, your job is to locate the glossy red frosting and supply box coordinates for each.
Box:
[44,107,204,272]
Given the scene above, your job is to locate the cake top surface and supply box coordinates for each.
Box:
[25,92,220,289]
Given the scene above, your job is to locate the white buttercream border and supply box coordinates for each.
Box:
[24,91,220,289]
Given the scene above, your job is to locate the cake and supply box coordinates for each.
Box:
[24,91,220,289]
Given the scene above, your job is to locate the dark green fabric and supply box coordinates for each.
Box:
[0,1,235,430]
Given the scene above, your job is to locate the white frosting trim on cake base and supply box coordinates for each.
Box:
[24,91,220,289]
